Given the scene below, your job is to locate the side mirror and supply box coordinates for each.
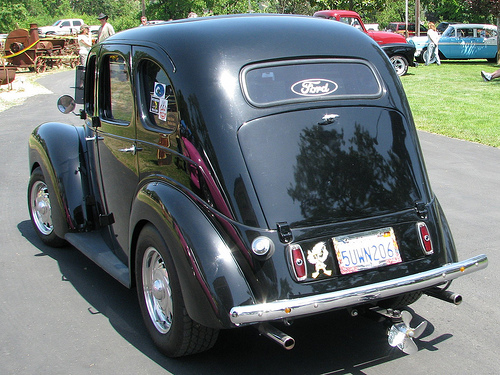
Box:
[57,95,76,114]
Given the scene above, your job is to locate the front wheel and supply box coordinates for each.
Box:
[28,167,66,247]
[135,224,219,357]
[390,55,409,76]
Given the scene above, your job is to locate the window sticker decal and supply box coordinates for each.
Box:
[158,98,168,121]
[150,97,160,114]
[154,82,166,98]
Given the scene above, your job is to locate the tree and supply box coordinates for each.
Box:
[0,3,29,33]
[465,0,500,63]
[424,0,469,22]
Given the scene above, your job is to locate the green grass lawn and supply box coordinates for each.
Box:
[401,60,500,147]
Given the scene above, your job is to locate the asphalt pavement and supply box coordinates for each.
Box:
[0,70,498,374]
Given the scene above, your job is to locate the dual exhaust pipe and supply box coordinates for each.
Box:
[424,286,462,305]
[256,286,462,351]
[258,323,295,350]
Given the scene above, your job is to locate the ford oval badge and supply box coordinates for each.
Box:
[291,79,338,97]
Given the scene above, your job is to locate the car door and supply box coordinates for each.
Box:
[476,26,498,59]
[443,27,477,59]
[131,46,199,203]
[439,26,462,58]
[92,44,138,259]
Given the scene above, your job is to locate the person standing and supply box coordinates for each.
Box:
[425,22,441,66]
[97,13,115,42]
[77,25,92,65]
[140,16,148,26]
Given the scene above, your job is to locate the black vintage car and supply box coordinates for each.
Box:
[28,15,487,357]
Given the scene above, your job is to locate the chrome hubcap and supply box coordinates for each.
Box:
[30,180,53,235]
[142,247,173,334]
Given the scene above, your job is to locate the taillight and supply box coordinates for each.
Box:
[417,222,433,255]
[289,244,307,281]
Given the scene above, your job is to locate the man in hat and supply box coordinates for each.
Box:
[97,13,115,42]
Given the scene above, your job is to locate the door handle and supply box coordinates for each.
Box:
[85,136,104,141]
[119,145,142,155]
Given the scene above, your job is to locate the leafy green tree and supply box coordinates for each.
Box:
[424,0,468,22]
[0,3,29,33]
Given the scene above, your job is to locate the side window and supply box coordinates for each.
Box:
[101,54,134,124]
[84,55,96,115]
[61,21,70,27]
[443,27,454,37]
[139,59,178,132]
[459,28,473,38]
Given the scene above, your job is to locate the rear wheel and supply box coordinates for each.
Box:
[135,224,219,357]
[390,55,409,76]
[28,167,66,247]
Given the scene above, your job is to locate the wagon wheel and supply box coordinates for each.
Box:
[52,53,62,69]
[35,57,46,73]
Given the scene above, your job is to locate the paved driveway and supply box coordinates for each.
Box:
[0,70,497,374]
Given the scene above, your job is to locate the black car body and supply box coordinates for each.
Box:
[28,14,487,357]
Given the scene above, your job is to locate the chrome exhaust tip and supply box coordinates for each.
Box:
[425,287,462,305]
[257,323,295,350]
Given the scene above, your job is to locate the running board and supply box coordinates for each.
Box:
[65,231,130,287]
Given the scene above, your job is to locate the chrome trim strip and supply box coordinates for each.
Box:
[230,254,488,325]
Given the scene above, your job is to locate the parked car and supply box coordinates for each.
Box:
[386,22,427,36]
[38,19,84,37]
[436,23,498,62]
[412,23,499,63]
[313,10,407,45]
[313,10,416,75]
[28,14,488,358]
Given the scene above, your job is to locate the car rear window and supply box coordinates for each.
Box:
[241,59,383,107]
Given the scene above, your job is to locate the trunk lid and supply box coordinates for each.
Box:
[238,106,425,229]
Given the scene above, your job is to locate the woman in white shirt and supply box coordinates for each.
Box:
[425,22,441,66]
[78,25,92,65]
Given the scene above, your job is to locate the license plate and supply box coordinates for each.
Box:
[333,227,402,275]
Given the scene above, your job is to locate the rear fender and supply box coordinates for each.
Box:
[28,122,91,237]
[433,198,458,264]
[381,43,416,66]
[130,182,255,329]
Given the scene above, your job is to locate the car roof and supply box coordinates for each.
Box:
[313,10,360,18]
[106,14,383,70]
[447,23,497,29]
[100,14,406,132]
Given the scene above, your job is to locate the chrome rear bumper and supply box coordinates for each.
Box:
[230,254,488,326]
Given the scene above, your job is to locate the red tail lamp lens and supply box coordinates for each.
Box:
[289,244,307,281]
[417,222,433,255]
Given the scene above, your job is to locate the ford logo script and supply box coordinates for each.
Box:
[291,79,338,97]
